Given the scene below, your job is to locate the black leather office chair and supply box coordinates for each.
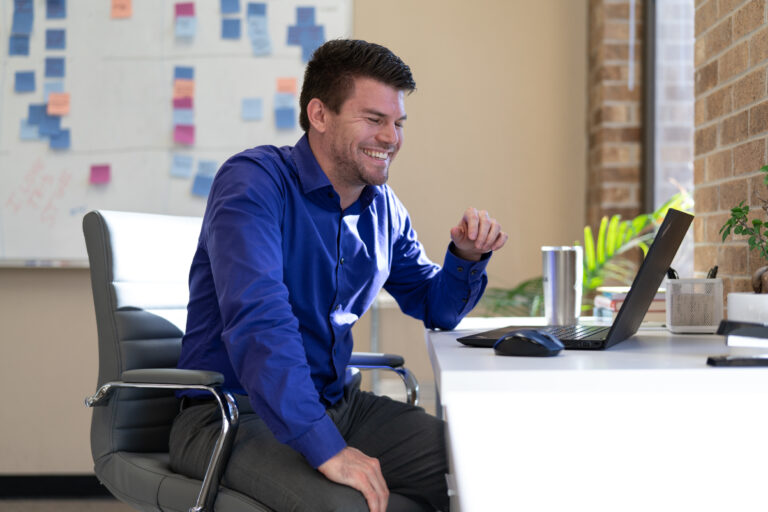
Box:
[83,209,422,512]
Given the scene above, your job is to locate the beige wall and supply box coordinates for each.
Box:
[0,0,587,474]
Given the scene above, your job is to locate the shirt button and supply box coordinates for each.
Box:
[471,270,477,275]
[457,266,464,272]
[340,257,345,265]
[335,304,341,311]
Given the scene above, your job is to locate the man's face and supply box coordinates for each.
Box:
[323,77,406,188]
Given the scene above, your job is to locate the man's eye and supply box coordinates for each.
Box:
[395,122,404,129]
[367,117,381,124]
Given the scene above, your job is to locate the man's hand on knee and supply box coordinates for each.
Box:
[318,446,389,512]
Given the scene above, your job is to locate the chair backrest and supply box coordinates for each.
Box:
[83,210,201,460]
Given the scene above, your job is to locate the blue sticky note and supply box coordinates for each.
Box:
[50,128,71,150]
[15,71,35,93]
[171,153,194,178]
[9,35,30,56]
[20,119,41,140]
[221,0,240,14]
[247,2,266,16]
[197,160,218,177]
[191,174,214,197]
[301,26,324,62]
[45,57,65,78]
[12,10,33,35]
[287,26,302,46]
[241,98,263,120]
[44,81,65,102]
[296,7,315,26]
[39,114,61,136]
[174,66,194,80]
[46,0,66,19]
[275,107,296,130]
[28,104,46,125]
[274,92,295,109]
[173,108,195,126]
[175,16,197,39]
[15,0,33,13]
[222,18,241,39]
[46,29,66,50]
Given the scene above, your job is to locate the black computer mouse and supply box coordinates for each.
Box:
[493,329,564,357]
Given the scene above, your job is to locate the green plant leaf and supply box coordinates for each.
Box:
[596,216,608,265]
[605,215,621,257]
[584,226,595,272]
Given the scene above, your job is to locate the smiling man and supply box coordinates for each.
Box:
[170,39,507,512]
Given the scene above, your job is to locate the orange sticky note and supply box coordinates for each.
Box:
[47,92,70,116]
[173,79,195,99]
[112,0,132,18]
[277,77,297,95]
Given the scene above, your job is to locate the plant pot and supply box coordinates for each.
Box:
[727,292,768,323]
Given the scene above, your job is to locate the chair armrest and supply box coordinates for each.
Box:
[349,352,404,368]
[121,368,225,386]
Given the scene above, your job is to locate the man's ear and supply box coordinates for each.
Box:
[306,98,328,133]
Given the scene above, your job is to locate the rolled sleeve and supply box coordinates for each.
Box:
[288,414,347,468]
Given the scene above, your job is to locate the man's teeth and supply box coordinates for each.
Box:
[363,149,388,160]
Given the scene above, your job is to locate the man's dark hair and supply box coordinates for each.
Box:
[299,39,416,132]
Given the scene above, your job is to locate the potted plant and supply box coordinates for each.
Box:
[719,165,768,322]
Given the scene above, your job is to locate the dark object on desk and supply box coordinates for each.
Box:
[706,265,719,279]
[707,354,768,367]
[493,329,564,357]
[458,208,694,350]
[666,267,679,279]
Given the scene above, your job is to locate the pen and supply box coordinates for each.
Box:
[666,267,679,279]
[706,265,718,279]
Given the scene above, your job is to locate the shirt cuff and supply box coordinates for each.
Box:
[287,413,346,468]
[444,242,491,282]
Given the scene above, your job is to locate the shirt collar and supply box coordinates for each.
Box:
[291,134,381,210]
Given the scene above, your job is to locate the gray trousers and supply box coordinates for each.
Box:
[168,386,449,512]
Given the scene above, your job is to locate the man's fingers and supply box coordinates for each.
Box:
[461,207,480,240]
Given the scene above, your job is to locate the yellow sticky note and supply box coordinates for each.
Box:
[47,92,70,116]
[173,79,195,99]
[277,77,297,95]
[112,0,132,19]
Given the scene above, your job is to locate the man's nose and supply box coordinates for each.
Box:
[377,123,399,146]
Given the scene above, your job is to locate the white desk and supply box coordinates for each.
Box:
[426,317,768,512]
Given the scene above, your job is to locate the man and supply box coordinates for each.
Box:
[170,39,507,512]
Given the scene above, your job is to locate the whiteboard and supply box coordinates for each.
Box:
[0,0,352,266]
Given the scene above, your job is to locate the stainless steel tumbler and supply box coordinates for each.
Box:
[542,246,583,326]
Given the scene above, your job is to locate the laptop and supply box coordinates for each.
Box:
[457,208,694,350]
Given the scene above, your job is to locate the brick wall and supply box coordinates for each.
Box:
[587,0,645,228]
[694,0,768,293]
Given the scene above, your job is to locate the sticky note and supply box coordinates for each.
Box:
[47,92,70,115]
[111,0,132,19]
[38,114,61,136]
[49,128,71,150]
[174,66,194,80]
[247,2,266,16]
[9,35,30,56]
[222,18,241,39]
[191,174,214,197]
[247,15,271,56]
[197,160,218,177]
[274,92,294,109]
[173,108,194,125]
[300,26,324,62]
[15,71,35,93]
[170,153,194,178]
[46,0,66,19]
[12,10,33,35]
[15,0,33,13]
[28,104,46,125]
[277,77,297,95]
[242,98,263,121]
[44,81,65,102]
[46,29,66,49]
[275,107,296,130]
[45,57,65,78]
[20,119,41,140]
[173,97,194,109]
[175,2,194,17]
[296,6,315,26]
[173,79,195,98]
[90,164,111,185]
[174,125,195,145]
[176,16,197,38]
[221,0,240,14]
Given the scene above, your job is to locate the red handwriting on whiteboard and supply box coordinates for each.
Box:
[4,159,74,228]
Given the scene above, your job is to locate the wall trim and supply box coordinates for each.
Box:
[0,475,112,499]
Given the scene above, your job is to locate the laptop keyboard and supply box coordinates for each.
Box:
[543,324,610,341]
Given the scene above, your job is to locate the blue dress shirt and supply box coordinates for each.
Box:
[178,134,490,468]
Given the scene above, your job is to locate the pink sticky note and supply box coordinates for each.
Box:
[173,79,195,99]
[90,164,111,185]
[175,2,195,17]
[174,125,195,145]
[173,97,194,109]
[276,77,297,94]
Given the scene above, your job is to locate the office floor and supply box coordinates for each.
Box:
[1,499,133,511]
